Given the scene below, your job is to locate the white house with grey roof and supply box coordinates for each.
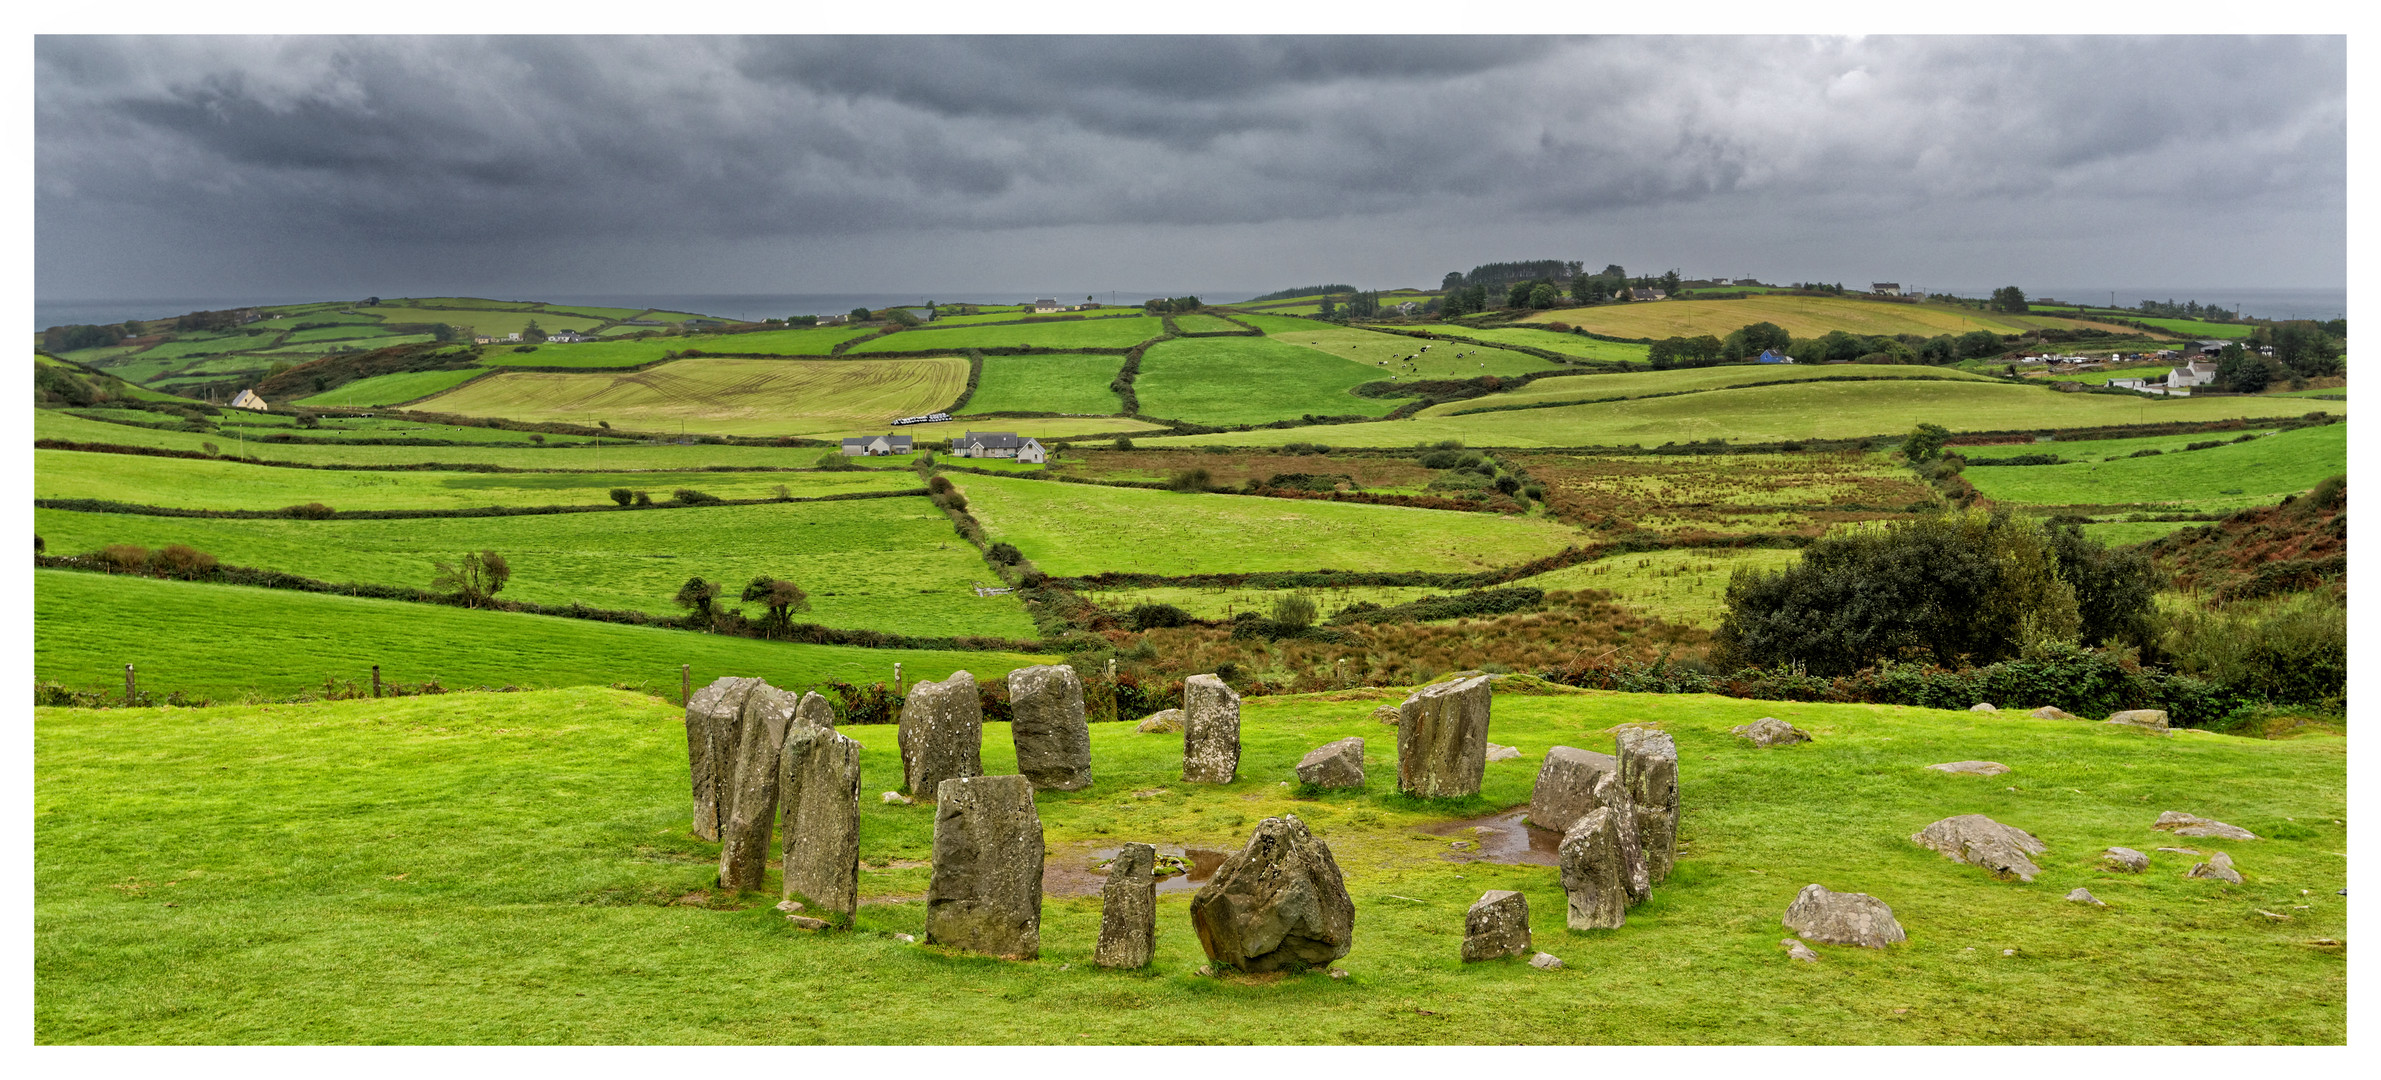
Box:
[840,432,915,456]
[954,431,1045,463]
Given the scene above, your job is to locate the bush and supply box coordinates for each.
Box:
[2155,592,2346,707]
[1168,467,1213,493]
[986,542,1024,565]
[1419,450,1461,469]
[609,488,634,506]
[281,502,336,519]
[927,475,955,495]
[149,544,217,577]
[1124,603,1195,631]
[671,488,723,505]
[1270,592,1319,630]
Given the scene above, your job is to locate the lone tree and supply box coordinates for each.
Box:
[675,576,723,629]
[741,576,812,637]
[1989,286,2030,314]
[1902,422,1952,462]
[430,550,511,608]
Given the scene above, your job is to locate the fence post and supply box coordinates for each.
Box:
[124,663,136,706]
[681,664,692,706]
[372,664,382,698]
[894,662,904,695]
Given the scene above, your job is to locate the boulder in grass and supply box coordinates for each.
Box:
[2104,709,2171,732]
[1911,814,2046,882]
[2029,706,2082,721]
[1526,746,1617,834]
[1135,709,1184,734]
[1927,760,2010,777]
[1461,890,1531,962]
[1782,884,1906,948]
[2186,851,2243,885]
[1295,737,1366,790]
[1372,705,1402,725]
[2102,846,2150,873]
[2066,888,2106,907]
[1484,742,1522,763]
[1733,717,1811,747]
[1189,814,1354,973]
[2155,811,2258,841]
[1782,938,1821,963]
[1970,703,1998,713]
[1527,952,1564,971]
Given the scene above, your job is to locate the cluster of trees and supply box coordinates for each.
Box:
[1143,296,1204,313]
[1447,261,1582,290]
[1790,281,1849,296]
[2265,320,2346,378]
[2138,298,2239,321]
[1646,321,1796,368]
[174,309,249,332]
[674,574,813,637]
[1646,322,2017,369]
[2210,329,2343,392]
[1437,284,1494,317]
[1318,291,1383,319]
[1988,286,2030,314]
[40,322,141,352]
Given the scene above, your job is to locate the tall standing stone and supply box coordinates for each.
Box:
[1095,842,1158,969]
[685,676,762,841]
[925,774,1044,960]
[1527,746,1617,833]
[779,723,863,920]
[1559,807,1629,930]
[1617,727,1680,885]
[1008,665,1092,791]
[718,683,802,892]
[1396,674,1492,797]
[1189,815,1354,973]
[899,670,982,796]
[1182,674,1241,784]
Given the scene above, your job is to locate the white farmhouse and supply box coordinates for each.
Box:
[953,431,1046,463]
[229,388,269,411]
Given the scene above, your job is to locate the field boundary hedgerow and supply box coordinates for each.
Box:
[34,487,924,522]
[1051,533,1810,592]
[1444,372,2016,417]
[1361,323,1641,370]
[34,438,853,475]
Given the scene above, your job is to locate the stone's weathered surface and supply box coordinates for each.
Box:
[1135,709,1184,734]
[1616,727,1680,885]
[1528,951,1564,970]
[1782,884,1906,948]
[718,683,802,892]
[785,914,830,930]
[1783,938,1821,963]
[1295,737,1366,789]
[1372,705,1403,725]
[1094,842,1157,969]
[1927,760,2012,776]
[1558,808,1630,930]
[779,724,863,918]
[898,671,982,796]
[1526,746,1617,834]
[1734,717,1812,747]
[685,676,763,841]
[1188,815,1354,973]
[1911,814,2047,882]
[2029,706,2082,721]
[1970,702,1998,713]
[1008,665,1092,791]
[2066,888,2106,906]
[1462,890,1531,962]
[2155,811,2258,841]
[1484,743,1522,762]
[2187,851,2243,884]
[1182,675,1242,784]
[1396,675,1492,797]
[880,790,914,805]
[2105,709,2171,732]
[2103,846,2150,872]
[794,690,836,730]
[925,774,1044,959]
[775,899,803,913]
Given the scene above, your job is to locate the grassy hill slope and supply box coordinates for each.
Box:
[1520,295,2144,340]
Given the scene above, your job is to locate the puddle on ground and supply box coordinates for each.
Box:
[1045,844,1233,897]
[1419,808,1561,866]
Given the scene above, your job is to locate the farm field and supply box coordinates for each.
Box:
[2036,364,2176,385]
[917,309,1142,327]
[280,323,406,343]
[416,357,971,437]
[1167,313,1247,334]
[1259,324,1555,380]
[845,317,1166,353]
[33,684,2344,1043]
[1519,296,2143,340]
[2031,308,2256,339]
[1953,429,2284,462]
[31,571,1040,702]
[1959,422,2345,514]
[1047,448,1438,491]
[1133,337,1403,425]
[1417,364,1998,417]
[36,497,1038,639]
[1509,449,1936,537]
[294,368,489,407]
[355,305,600,338]
[955,474,1580,576]
[1416,326,1652,365]
[32,448,920,511]
[961,354,1126,415]
[476,326,876,368]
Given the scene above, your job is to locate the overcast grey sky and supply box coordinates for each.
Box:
[34,35,2346,303]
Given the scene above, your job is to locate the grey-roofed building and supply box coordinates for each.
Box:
[840,432,916,456]
[953,431,1046,463]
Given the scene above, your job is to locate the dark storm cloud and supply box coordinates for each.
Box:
[33,34,2345,298]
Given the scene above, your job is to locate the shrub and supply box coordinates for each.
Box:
[1419,450,1461,469]
[1112,437,1135,451]
[632,490,653,506]
[99,543,150,570]
[986,542,1024,565]
[1270,592,1319,630]
[1124,603,1194,631]
[429,550,511,609]
[149,544,217,577]
[1168,467,1213,493]
[609,488,634,506]
[671,488,723,505]
[281,502,336,519]
[927,475,955,495]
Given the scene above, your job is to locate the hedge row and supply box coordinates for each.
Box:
[33,487,924,522]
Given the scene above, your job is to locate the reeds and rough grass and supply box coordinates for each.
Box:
[34,685,2344,1043]
[414,357,971,438]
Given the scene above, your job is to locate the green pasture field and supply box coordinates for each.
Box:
[2037,364,2176,385]
[2127,318,2254,340]
[32,572,1042,703]
[2078,520,2196,547]
[1416,364,1998,418]
[55,344,144,366]
[2263,387,2348,399]
[956,474,1581,576]
[921,309,1145,327]
[82,355,204,386]
[246,314,384,331]
[1519,295,2142,341]
[31,449,919,511]
[1228,312,1329,335]
[1415,326,1651,365]
[845,317,1167,353]
[120,334,267,360]
[1133,337,1403,425]
[476,327,876,368]
[960,354,1126,415]
[416,356,970,438]
[35,496,1037,640]
[534,305,655,321]
[1260,325,1554,380]
[892,416,1172,442]
[34,683,2344,1043]
[1143,379,2340,450]
[34,358,201,405]
[387,297,551,311]
[1954,430,2284,462]
[1959,422,2345,514]
[357,306,586,338]
[44,409,617,449]
[294,368,491,407]
[281,323,406,343]
[1167,313,1247,334]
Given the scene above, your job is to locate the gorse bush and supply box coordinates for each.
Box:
[2155,592,2346,708]
[1269,592,1318,630]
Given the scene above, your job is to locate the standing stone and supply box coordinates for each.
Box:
[1781,884,1906,948]
[1527,746,1617,834]
[1733,717,1812,747]
[1462,890,1531,961]
[685,676,762,841]
[1295,737,1366,789]
[1189,815,1354,972]
[1617,727,1680,885]
[1909,814,2047,882]
[2105,709,2171,732]
[779,723,863,920]
[1559,807,1629,930]
[1182,674,1241,784]
[2102,846,2150,872]
[718,683,802,892]
[1396,674,1491,797]
[794,690,836,730]
[925,774,1044,959]
[1008,665,1091,791]
[898,670,982,796]
[1094,842,1157,969]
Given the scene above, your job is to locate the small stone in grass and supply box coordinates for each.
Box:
[1329,968,1350,980]
[2066,888,2106,906]
[1528,952,1564,970]
[786,914,829,930]
[1782,938,1820,963]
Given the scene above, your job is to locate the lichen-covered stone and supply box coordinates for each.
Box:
[1927,760,2011,776]
[898,670,982,796]
[2029,706,2082,721]
[1372,705,1402,725]
[1095,842,1157,969]
[1484,743,1521,762]
[794,689,836,730]
[2066,888,2106,906]
[779,723,863,919]
[1970,702,1998,713]
[2155,811,2258,841]
[1558,807,1629,930]
[2105,709,2171,732]
[1526,746,1617,834]
[2187,850,2243,884]
[1911,814,2047,882]
[685,676,763,841]
[1008,664,1091,791]
[1396,675,1491,798]
[1528,951,1564,970]
[925,774,1044,959]
[1462,890,1531,961]
[1294,736,1366,789]
[1783,938,1820,963]
[1182,674,1241,784]
[1733,717,1811,747]
[1189,814,1353,973]
[1135,709,1184,734]
[717,682,802,892]
[2102,846,2150,872]
[1782,884,1906,948]
[1616,727,1679,885]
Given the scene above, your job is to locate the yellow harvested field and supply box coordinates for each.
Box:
[1521,295,2143,340]
[414,356,969,437]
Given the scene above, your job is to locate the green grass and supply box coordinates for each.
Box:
[1521,295,2144,340]
[956,474,1582,576]
[1134,337,1405,424]
[356,306,583,338]
[1960,423,2345,513]
[920,309,1145,327]
[476,327,875,368]
[2037,364,2179,386]
[294,368,491,407]
[2262,388,2347,399]
[1168,313,1247,334]
[417,357,972,438]
[122,334,265,360]
[33,572,1045,703]
[845,317,1167,353]
[2128,318,2255,340]
[1955,430,2284,462]
[33,684,2345,1043]
[1260,325,1555,380]
[1413,326,1651,364]
[1417,364,1998,417]
[2079,520,2197,547]
[960,355,1126,415]
[36,496,1037,639]
[280,324,407,343]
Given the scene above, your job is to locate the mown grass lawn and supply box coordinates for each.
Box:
[1961,423,2345,513]
[961,354,1126,415]
[33,684,2344,1043]
[1134,337,1404,425]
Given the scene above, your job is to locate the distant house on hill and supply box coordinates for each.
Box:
[816,313,849,326]
[1032,298,1063,314]
[229,388,268,411]
[954,431,1046,464]
[2169,360,2220,388]
[1754,349,1794,365]
[840,432,915,457]
[1626,287,1666,301]
[546,329,590,343]
[1871,283,1905,296]
[472,334,499,345]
